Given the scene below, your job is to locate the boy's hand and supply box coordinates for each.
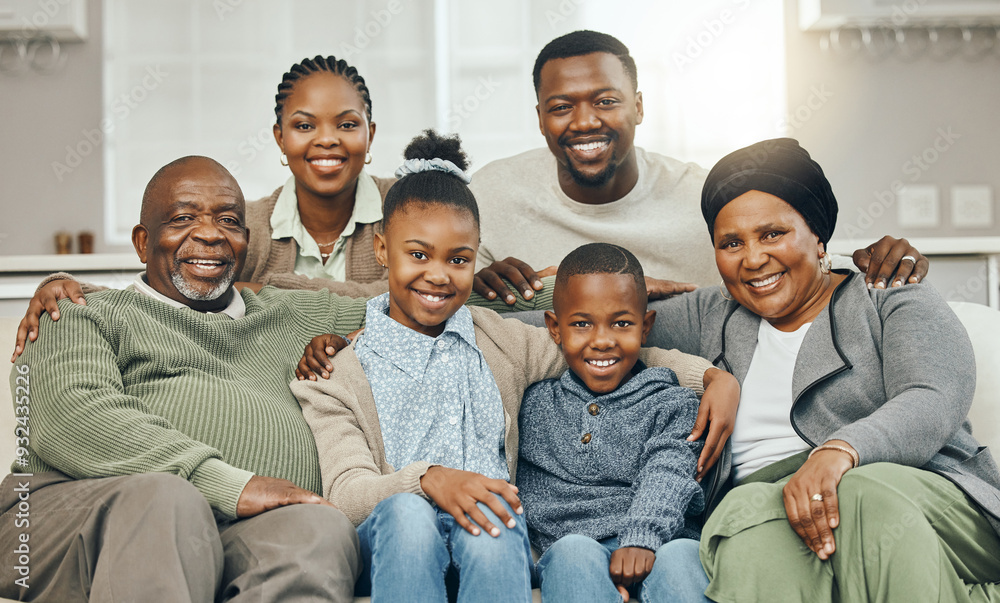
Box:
[689,367,740,480]
[12,278,84,362]
[419,466,522,537]
[295,331,358,380]
[609,546,655,601]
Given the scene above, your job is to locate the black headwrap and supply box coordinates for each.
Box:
[701,138,838,245]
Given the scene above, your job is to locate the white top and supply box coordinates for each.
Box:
[731,320,812,481]
[470,147,719,287]
[131,273,246,319]
[269,171,383,282]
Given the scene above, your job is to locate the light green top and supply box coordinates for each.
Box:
[270,171,384,282]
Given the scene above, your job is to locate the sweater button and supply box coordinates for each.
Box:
[588,403,599,416]
[581,433,592,444]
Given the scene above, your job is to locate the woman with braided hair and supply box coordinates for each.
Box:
[236,55,394,298]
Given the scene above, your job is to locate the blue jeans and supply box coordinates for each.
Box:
[355,492,533,603]
[536,534,710,602]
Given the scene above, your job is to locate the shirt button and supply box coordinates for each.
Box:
[581,433,592,444]
[436,340,447,349]
[588,403,599,416]
[449,417,458,425]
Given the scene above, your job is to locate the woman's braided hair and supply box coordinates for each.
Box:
[274,55,372,126]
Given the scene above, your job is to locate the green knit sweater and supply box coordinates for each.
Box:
[10,282,554,519]
[11,286,375,519]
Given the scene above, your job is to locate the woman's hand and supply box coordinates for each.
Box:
[609,546,655,602]
[12,278,85,362]
[472,257,551,305]
[782,440,856,560]
[419,466,522,537]
[688,367,740,480]
[294,330,360,380]
[852,236,928,289]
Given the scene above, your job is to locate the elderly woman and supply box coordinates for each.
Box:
[647,138,1000,601]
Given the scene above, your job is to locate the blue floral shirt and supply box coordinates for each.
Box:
[355,294,509,481]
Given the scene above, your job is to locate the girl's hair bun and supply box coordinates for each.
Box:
[403,129,469,172]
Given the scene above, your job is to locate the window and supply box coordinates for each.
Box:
[103,0,784,244]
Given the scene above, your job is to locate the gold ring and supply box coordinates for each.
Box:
[811,493,824,502]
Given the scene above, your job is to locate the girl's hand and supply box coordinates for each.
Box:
[12,278,84,362]
[688,368,740,480]
[609,547,655,602]
[782,440,856,560]
[419,466,522,536]
[294,331,356,380]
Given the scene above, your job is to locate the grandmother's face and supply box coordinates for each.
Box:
[713,190,827,331]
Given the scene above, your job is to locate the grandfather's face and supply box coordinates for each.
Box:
[132,160,248,311]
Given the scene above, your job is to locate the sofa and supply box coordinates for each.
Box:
[1,301,997,601]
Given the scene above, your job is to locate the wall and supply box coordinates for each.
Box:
[783,0,1000,243]
[0,0,112,255]
[3,1,998,257]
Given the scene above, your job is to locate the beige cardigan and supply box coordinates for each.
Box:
[241,176,396,298]
[291,305,713,526]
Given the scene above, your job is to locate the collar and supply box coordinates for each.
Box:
[561,359,654,400]
[270,171,384,252]
[361,293,478,381]
[132,273,246,319]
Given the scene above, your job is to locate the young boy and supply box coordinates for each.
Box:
[518,243,722,603]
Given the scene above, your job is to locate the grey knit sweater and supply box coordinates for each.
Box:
[516,363,705,554]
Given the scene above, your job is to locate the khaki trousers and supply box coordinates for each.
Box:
[0,471,360,602]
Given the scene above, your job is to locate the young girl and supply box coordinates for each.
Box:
[290,130,728,602]
[238,54,393,297]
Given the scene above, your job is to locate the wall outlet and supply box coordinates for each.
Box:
[898,185,940,228]
[951,185,993,228]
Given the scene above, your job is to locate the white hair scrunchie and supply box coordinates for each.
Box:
[394,158,471,184]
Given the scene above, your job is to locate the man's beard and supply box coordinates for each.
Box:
[169,260,236,302]
[565,157,619,188]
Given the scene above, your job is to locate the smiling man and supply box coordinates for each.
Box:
[471,30,927,304]
[1,156,368,602]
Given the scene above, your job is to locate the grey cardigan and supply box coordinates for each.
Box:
[647,271,1000,536]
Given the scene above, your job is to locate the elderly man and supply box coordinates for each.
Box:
[470,30,927,303]
[1,156,368,602]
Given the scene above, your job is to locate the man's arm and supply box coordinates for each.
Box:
[16,301,256,519]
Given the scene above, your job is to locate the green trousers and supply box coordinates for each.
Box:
[700,462,1000,603]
